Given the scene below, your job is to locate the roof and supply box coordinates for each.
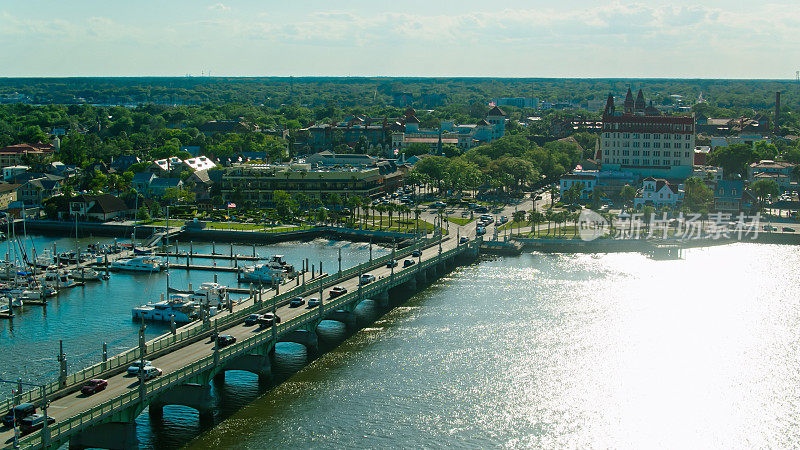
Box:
[183,156,216,172]
[73,194,127,214]
[487,106,506,117]
[715,180,743,199]
[477,119,491,126]
[0,143,55,154]
[0,183,20,194]
[132,172,156,183]
[150,178,183,188]
[25,178,60,191]
[750,160,795,169]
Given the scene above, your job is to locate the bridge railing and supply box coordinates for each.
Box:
[0,237,444,414]
[17,236,474,449]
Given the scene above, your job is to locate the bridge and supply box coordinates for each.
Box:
[1,233,481,449]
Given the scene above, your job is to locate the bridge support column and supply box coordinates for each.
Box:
[323,309,357,332]
[69,421,137,450]
[404,276,418,291]
[150,383,214,421]
[278,329,319,355]
[416,271,427,284]
[373,290,390,308]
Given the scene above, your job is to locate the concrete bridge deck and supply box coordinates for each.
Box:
[1,234,480,449]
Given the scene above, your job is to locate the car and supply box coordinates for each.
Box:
[499,216,508,224]
[461,211,470,217]
[19,414,55,434]
[289,297,306,307]
[763,225,771,231]
[535,195,543,200]
[244,313,261,326]
[329,286,348,298]
[782,227,796,232]
[411,250,422,257]
[142,367,162,381]
[459,237,469,244]
[431,201,446,208]
[263,312,281,324]
[2,403,36,427]
[308,297,321,308]
[403,259,416,267]
[386,260,398,268]
[360,273,376,285]
[772,226,779,232]
[474,206,489,213]
[216,334,237,347]
[476,227,486,236]
[81,379,108,395]
[126,360,153,376]
[258,315,274,328]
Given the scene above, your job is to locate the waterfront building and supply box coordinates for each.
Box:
[634,177,684,210]
[220,162,403,207]
[714,180,745,213]
[70,194,128,221]
[748,160,797,192]
[17,176,62,206]
[692,165,724,183]
[710,134,771,150]
[600,89,695,180]
[559,168,598,200]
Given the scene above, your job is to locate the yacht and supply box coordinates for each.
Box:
[239,255,297,284]
[33,250,54,268]
[168,282,228,307]
[70,267,108,281]
[1,297,24,308]
[132,294,216,323]
[111,256,164,273]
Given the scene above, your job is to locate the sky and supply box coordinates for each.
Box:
[0,0,796,79]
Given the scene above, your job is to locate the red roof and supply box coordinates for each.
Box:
[0,143,55,154]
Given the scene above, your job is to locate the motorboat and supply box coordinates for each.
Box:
[132,294,216,323]
[33,250,54,268]
[169,282,228,305]
[1,297,23,308]
[111,256,164,273]
[70,267,108,281]
[43,271,80,289]
[239,255,297,284]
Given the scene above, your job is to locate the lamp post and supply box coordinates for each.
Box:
[0,377,50,449]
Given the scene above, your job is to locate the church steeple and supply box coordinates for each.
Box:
[623,88,634,115]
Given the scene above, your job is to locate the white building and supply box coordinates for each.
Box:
[634,177,684,209]
[182,156,216,172]
[710,135,771,150]
[559,172,597,200]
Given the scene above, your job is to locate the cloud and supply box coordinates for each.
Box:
[208,3,230,12]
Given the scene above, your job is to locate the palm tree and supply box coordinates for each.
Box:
[512,210,526,236]
[544,210,553,236]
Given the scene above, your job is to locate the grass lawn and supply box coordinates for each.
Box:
[142,219,309,233]
[447,216,475,226]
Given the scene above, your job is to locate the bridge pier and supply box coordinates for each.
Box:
[278,329,319,355]
[68,421,138,450]
[324,309,357,331]
[416,270,427,284]
[149,383,214,421]
[403,276,418,291]
[372,290,390,309]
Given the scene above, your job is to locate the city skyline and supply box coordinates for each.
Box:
[0,0,796,79]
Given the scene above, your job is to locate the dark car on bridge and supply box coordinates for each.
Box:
[411,250,422,257]
[329,286,347,298]
[403,259,415,267]
[244,314,261,326]
[2,403,36,427]
[217,335,237,347]
[308,297,321,308]
[386,260,398,268]
[459,237,469,244]
[81,379,108,395]
[263,312,280,324]
[258,315,274,328]
[19,414,55,434]
[290,297,305,307]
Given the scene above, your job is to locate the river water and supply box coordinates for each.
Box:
[3,241,799,448]
[183,243,800,449]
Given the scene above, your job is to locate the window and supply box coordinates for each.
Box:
[653,151,660,157]
[623,142,630,147]
[654,133,661,139]
[622,158,629,164]
[664,143,671,148]
[684,152,690,158]
[633,159,640,165]
[674,160,679,166]
[654,142,661,148]
[685,134,691,140]
[674,134,681,140]
[633,150,640,156]
[633,141,640,148]
[685,143,691,149]
[643,142,651,148]
[643,150,650,156]
[622,150,629,156]
[623,133,630,139]
[604,150,609,156]
[633,133,640,139]
[644,134,651,139]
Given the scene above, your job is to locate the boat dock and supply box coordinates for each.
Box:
[155,252,261,261]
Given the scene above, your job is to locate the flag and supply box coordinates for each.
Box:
[227,202,236,208]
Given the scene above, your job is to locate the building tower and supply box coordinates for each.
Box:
[623,88,634,115]
[634,89,646,115]
[486,105,507,140]
[602,93,615,119]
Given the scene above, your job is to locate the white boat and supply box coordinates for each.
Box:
[70,267,108,281]
[34,250,54,268]
[7,289,43,300]
[43,271,79,289]
[1,297,23,308]
[239,255,297,284]
[132,294,216,323]
[111,256,164,273]
[170,282,228,305]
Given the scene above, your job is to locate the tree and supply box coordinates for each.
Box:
[512,210,526,236]
[404,142,430,157]
[528,210,544,236]
[414,156,449,193]
[707,143,757,180]
[751,179,779,212]
[273,190,295,220]
[683,177,714,212]
[619,185,637,210]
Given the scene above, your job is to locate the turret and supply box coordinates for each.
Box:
[634,89,645,115]
[623,88,634,115]
[603,93,615,118]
